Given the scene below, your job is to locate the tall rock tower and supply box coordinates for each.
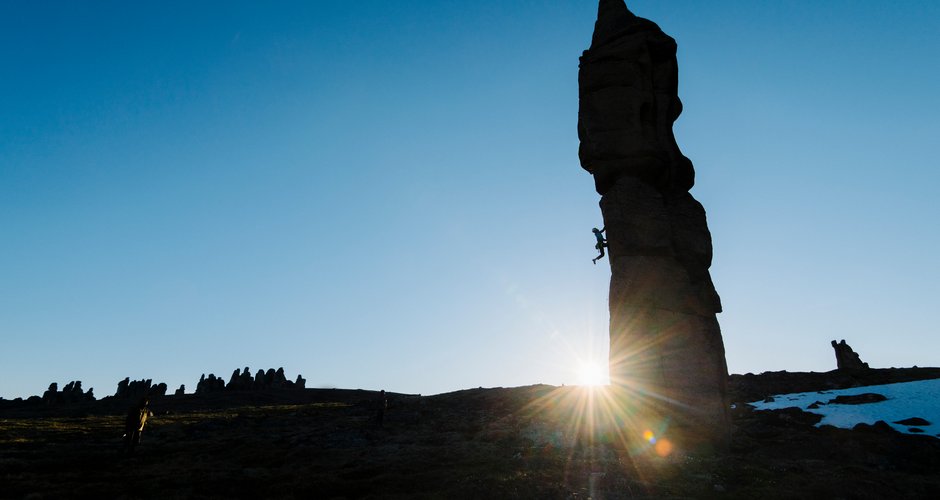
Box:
[578,0,730,447]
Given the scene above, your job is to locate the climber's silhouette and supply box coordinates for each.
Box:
[592,227,607,264]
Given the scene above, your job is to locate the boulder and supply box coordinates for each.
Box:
[827,393,887,405]
[227,369,242,390]
[42,383,58,405]
[115,377,130,398]
[894,417,931,426]
[239,367,253,389]
[273,367,288,388]
[254,369,266,389]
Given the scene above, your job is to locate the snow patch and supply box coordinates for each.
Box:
[749,378,940,437]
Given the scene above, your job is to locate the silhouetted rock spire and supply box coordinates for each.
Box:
[590,0,638,48]
[579,0,730,449]
[832,339,870,370]
[579,0,692,195]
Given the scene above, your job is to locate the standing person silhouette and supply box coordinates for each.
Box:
[122,397,153,456]
[592,227,607,264]
[376,390,387,427]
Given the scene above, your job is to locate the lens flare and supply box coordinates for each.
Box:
[654,438,674,457]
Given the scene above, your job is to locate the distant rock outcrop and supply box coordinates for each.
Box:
[196,374,226,394]
[41,383,57,405]
[227,368,254,391]
[41,381,95,405]
[578,0,729,447]
[114,377,167,400]
[264,368,277,387]
[273,367,288,388]
[200,367,306,393]
[832,339,870,370]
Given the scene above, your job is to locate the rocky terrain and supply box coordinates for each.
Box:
[2,368,939,499]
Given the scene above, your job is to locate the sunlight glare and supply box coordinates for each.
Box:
[577,361,607,387]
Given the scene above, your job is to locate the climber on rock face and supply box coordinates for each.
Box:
[592,227,607,264]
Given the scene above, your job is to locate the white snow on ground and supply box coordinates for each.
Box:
[749,378,940,438]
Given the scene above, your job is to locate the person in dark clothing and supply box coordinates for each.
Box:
[376,390,387,427]
[592,227,607,264]
[122,397,153,456]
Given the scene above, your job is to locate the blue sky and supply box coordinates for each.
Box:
[1,1,938,399]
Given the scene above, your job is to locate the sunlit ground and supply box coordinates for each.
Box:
[520,379,686,466]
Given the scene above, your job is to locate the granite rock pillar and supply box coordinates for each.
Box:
[578,0,730,448]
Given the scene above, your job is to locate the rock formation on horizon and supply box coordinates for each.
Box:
[831,339,870,370]
[114,377,167,400]
[578,0,730,446]
[196,373,226,394]
[195,367,306,393]
[41,380,95,405]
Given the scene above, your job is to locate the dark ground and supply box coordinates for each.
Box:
[2,368,939,499]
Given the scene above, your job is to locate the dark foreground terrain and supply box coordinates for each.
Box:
[2,368,940,499]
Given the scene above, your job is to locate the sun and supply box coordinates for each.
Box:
[576,361,608,387]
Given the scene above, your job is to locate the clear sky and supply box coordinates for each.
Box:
[2,1,938,399]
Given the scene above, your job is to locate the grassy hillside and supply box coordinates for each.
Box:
[3,373,940,499]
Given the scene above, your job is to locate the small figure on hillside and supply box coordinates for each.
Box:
[122,397,154,456]
[376,390,388,427]
[591,227,607,264]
